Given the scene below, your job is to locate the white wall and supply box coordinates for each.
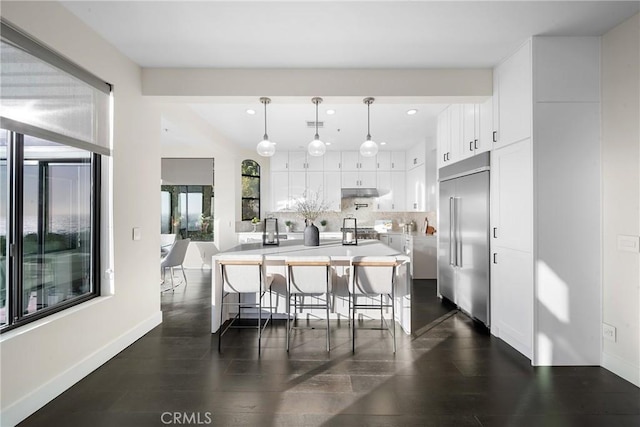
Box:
[601,13,640,386]
[0,2,162,424]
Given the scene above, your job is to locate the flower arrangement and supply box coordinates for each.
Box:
[251,217,260,225]
[294,190,329,224]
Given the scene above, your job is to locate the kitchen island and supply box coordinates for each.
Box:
[211,239,412,334]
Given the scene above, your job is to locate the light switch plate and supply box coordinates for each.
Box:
[617,235,640,253]
[602,323,617,342]
[132,227,142,241]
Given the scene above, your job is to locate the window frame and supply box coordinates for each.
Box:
[241,160,261,221]
[1,130,100,333]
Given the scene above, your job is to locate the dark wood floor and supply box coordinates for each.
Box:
[20,270,640,427]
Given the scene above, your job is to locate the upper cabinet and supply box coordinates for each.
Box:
[341,151,377,171]
[493,40,532,149]
[406,141,426,169]
[289,151,324,171]
[323,151,342,171]
[270,151,290,171]
[377,151,406,171]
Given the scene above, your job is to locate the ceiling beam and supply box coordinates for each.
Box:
[142,68,492,97]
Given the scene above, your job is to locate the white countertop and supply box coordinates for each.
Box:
[218,239,408,261]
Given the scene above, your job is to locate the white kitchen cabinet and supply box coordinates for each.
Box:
[377,151,406,171]
[494,40,532,149]
[324,171,342,211]
[342,171,376,188]
[375,171,406,211]
[379,233,403,252]
[289,171,306,202]
[406,164,426,211]
[341,151,377,171]
[270,171,290,211]
[449,104,464,163]
[478,97,493,155]
[324,151,342,171]
[437,107,451,169]
[307,171,324,198]
[407,235,437,279]
[461,103,479,160]
[270,151,289,171]
[406,141,426,169]
[289,151,324,171]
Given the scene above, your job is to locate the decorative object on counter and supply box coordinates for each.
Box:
[251,216,260,232]
[319,219,328,232]
[342,216,358,246]
[256,97,276,157]
[303,220,320,246]
[294,190,329,247]
[359,97,378,158]
[423,217,436,235]
[285,220,293,233]
[307,97,326,157]
[262,217,279,246]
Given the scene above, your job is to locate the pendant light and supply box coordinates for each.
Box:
[256,97,276,157]
[360,97,378,158]
[308,97,326,157]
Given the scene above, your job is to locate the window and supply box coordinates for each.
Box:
[160,185,214,241]
[241,160,260,221]
[0,21,108,331]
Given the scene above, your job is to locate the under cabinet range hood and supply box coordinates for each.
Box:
[341,188,379,198]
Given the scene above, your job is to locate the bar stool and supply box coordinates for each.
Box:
[285,256,332,352]
[218,254,273,355]
[349,256,399,353]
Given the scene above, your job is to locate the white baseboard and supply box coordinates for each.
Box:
[1,311,162,427]
[602,351,640,388]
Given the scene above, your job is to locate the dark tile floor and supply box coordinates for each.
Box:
[20,271,640,427]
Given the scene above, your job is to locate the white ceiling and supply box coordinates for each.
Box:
[61,1,639,151]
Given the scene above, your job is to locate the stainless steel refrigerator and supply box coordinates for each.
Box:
[438,152,490,326]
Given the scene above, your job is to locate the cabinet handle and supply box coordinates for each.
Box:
[413,203,417,209]
[493,253,498,264]
[338,162,341,169]
[392,203,394,209]
[443,153,446,162]
[286,162,288,169]
[474,139,478,150]
[493,227,497,238]
[414,158,417,165]
[493,131,497,143]
[391,162,394,169]
[377,163,380,169]
[469,141,473,151]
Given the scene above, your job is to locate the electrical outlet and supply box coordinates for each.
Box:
[602,323,616,342]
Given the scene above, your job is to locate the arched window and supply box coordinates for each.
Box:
[241,160,260,221]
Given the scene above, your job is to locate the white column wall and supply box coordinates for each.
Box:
[601,13,640,387]
[0,2,162,424]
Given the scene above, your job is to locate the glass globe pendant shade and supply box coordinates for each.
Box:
[308,136,326,157]
[360,137,378,157]
[256,138,275,157]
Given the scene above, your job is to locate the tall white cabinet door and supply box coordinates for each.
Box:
[324,151,341,171]
[462,104,476,160]
[406,164,426,211]
[491,139,532,253]
[359,156,377,171]
[491,247,533,359]
[437,107,451,169]
[390,171,406,211]
[270,151,289,171]
[375,171,392,211]
[324,172,342,211]
[271,171,290,211]
[495,40,532,149]
[449,104,464,163]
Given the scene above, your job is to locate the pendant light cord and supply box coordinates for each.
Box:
[367,101,371,139]
[315,99,319,139]
[263,99,268,140]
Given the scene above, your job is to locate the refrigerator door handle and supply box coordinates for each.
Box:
[449,197,455,266]
[455,197,462,267]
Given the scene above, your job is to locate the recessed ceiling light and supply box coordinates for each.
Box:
[407,109,418,115]
[246,109,256,115]
[380,141,387,146]
[326,109,335,115]
[326,142,332,146]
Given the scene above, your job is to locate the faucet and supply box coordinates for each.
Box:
[354,203,368,210]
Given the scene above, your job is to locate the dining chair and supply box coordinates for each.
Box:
[285,256,332,352]
[349,256,400,353]
[218,254,273,356]
[160,238,190,292]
